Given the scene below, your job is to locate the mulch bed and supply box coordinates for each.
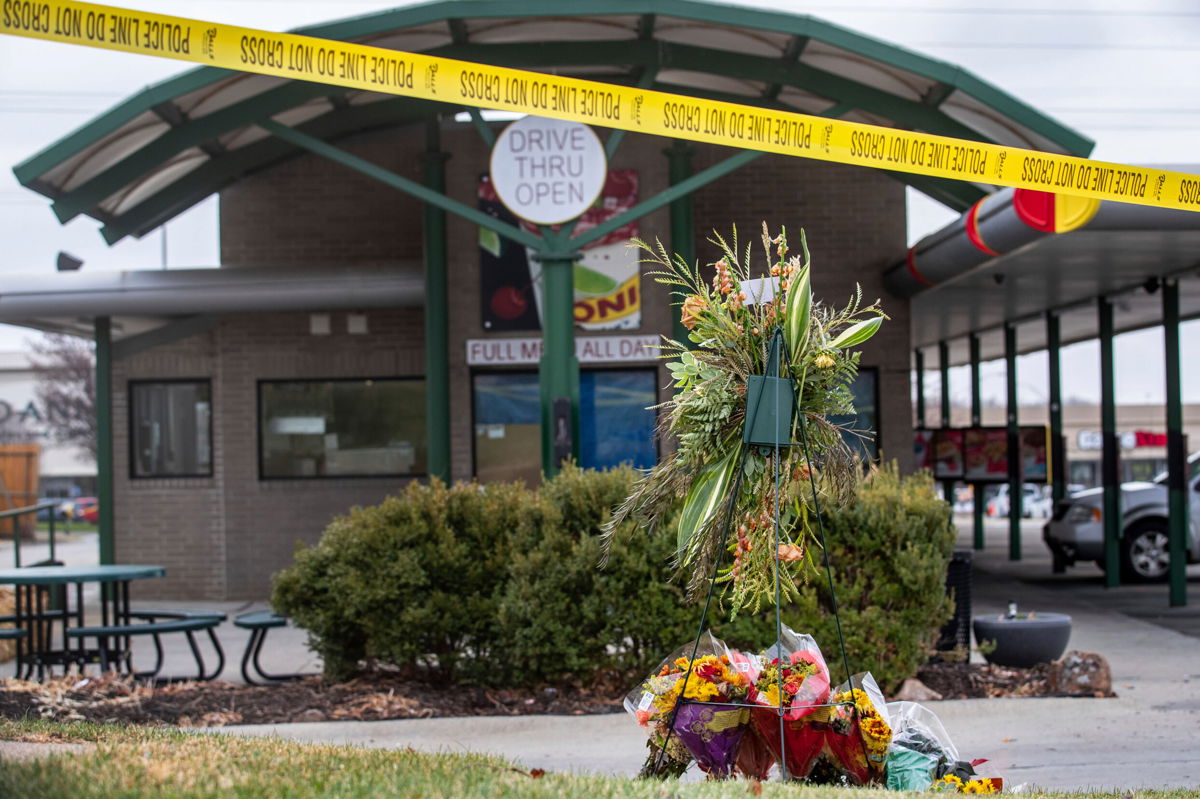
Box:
[0,672,623,727]
[916,661,1057,699]
[0,661,1094,728]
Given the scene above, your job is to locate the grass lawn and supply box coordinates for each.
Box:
[36,521,99,535]
[0,719,1190,799]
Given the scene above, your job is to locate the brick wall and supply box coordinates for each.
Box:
[118,122,910,599]
[115,309,424,599]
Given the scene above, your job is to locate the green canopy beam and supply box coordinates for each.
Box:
[914,348,926,426]
[1047,311,1066,505]
[1099,296,1121,587]
[422,119,452,484]
[939,340,953,504]
[257,120,542,252]
[52,81,340,223]
[969,332,984,550]
[99,97,459,243]
[1163,279,1187,607]
[95,317,114,566]
[1005,322,1021,561]
[666,140,695,348]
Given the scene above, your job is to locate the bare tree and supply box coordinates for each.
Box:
[28,333,96,460]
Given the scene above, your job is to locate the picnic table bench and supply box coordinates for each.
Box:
[234,611,313,685]
[66,610,226,681]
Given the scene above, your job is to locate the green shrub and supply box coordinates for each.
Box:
[495,464,693,684]
[712,463,955,693]
[272,462,952,692]
[272,479,552,681]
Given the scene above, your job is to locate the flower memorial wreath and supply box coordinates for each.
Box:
[613,225,1005,789]
[603,223,886,614]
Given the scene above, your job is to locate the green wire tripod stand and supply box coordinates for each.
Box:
[650,326,872,783]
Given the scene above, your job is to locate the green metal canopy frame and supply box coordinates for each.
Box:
[12,0,1093,503]
[14,0,1092,241]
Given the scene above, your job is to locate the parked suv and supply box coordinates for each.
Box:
[1043,453,1200,582]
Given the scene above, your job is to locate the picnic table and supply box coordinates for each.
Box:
[0,564,165,680]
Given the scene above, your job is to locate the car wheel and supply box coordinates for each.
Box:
[1121,521,1171,583]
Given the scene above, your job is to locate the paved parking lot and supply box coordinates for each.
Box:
[960,516,1200,639]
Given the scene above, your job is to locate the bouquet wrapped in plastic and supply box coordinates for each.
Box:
[746,628,832,779]
[885,701,959,791]
[624,632,752,778]
[885,701,1003,792]
[824,673,892,785]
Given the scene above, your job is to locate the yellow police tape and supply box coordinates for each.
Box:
[4,0,1200,213]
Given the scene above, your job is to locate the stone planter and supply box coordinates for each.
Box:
[972,613,1072,668]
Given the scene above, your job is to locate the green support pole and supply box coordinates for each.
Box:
[914,348,926,428]
[421,119,451,484]
[538,253,580,479]
[1163,280,1187,607]
[95,317,115,566]
[1099,297,1121,587]
[1047,311,1066,505]
[939,340,954,504]
[665,141,695,348]
[1005,323,1021,561]
[969,332,984,550]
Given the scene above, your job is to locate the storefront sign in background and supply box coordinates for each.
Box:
[1077,429,1167,450]
[479,168,641,332]
[466,334,659,366]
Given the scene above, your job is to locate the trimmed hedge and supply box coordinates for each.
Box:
[271,463,953,691]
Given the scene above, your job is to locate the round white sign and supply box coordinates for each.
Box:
[489,116,607,225]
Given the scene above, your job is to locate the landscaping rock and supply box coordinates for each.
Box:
[893,677,943,702]
[1049,650,1112,697]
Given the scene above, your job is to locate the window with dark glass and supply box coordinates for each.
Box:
[130,380,212,478]
[830,368,879,461]
[472,369,657,484]
[258,378,425,478]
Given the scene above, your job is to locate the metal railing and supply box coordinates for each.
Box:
[3,501,63,568]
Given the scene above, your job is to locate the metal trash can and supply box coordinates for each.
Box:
[936,549,972,651]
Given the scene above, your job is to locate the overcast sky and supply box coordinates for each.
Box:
[1,0,1196,405]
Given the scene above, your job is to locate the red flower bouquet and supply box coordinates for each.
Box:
[747,629,832,779]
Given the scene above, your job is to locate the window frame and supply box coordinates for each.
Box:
[128,378,214,480]
[838,365,881,463]
[469,365,661,479]
[256,376,427,481]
